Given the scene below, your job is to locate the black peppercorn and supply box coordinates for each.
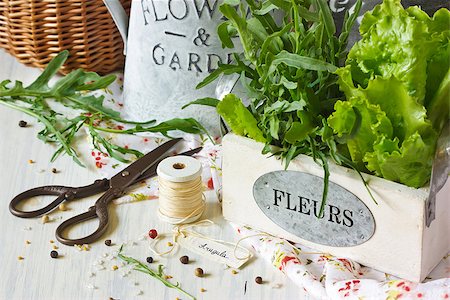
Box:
[18,120,27,127]
[50,250,58,258]
[146,256,153,263]
[104,239,112,246]
[255,276,263,284]
[179,255,189,264]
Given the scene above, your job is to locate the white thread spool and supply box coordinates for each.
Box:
[156,156,204,224]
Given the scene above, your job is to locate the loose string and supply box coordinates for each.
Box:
[232,233,329,258]
[158,176,205,224]
[147,220,326,262]
[148,219,252,261]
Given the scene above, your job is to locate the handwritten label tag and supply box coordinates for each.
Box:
[177,235,251,269]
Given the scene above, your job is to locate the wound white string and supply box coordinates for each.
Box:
[157,156,205,224]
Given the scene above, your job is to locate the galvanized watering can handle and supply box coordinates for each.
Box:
[103,0,129,54]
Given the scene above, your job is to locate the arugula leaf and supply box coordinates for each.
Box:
[118,246,196,300]
[0,52,207,166]
[182,97,220,109]
[192,0,363,212]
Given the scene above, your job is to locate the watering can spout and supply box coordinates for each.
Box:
[103,0,129,55]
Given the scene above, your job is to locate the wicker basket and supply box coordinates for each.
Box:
[0,0,131,74]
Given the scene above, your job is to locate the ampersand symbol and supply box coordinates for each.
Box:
[193,28,210,46]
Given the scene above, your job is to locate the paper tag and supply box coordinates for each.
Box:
[177,235,251,269]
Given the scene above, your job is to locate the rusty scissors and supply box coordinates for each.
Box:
[9,138,201,246]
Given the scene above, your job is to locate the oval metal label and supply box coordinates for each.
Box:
[253,171,375,247]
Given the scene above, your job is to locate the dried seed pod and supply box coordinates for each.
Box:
[195,268,204,277]
[41,215,49,224]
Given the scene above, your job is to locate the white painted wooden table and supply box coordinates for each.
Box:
[0,50,309,300]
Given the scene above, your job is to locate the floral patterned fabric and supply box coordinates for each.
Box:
[88,76,449,300]
[233,225,449,300]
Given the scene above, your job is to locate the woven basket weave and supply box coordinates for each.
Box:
[0,0,131,74]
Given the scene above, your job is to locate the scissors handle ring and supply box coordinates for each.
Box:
[9,179,110,219]
[55,188,116,246]
[9,186,72,218]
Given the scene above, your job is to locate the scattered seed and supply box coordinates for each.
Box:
[50,250,58,258]
[112,265,118,271]
[167,242,173,247]
[195,268,204,277]
[75,244,91,251]
[146,257,153,264]
[200,288,206,292]
[51,168,58,174]
[19,120,28,127]
[58,203,67,211]
[28,159,35,164]
[41,215,49,224]
[255,276,263,284]
[53,245,59,250]
[94,259,104,266]
[25,240,31,245]
[136,290,143,296]
[18,256,24,260]
[165,275,173,280]
[50,240,54,243]
[231,270,238,275]
[179,255,189,264]
[148,229,158,239]
[104,239,112,246]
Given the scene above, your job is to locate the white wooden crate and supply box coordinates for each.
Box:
[222,133,449,282]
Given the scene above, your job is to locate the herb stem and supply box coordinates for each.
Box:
[117,247,196,300]
[0,98,84,166]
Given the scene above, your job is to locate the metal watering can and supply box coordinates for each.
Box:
[104,0,240,135]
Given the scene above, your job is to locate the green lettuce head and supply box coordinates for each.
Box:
[328,0,450,188]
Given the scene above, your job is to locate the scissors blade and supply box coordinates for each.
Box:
[109,138,182,190]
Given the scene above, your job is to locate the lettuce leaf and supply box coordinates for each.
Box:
[217,94,266,142]
[328,0,448,188]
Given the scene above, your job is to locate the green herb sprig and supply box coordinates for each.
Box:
[185,0,363,216]
[117,246,196,300]
[0,51,207,166]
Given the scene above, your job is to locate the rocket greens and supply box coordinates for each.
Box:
[188,0,449,208]
[0,51,207,166]
[188,0,364,215]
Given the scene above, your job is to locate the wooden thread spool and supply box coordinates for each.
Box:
[156,156,204,224]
